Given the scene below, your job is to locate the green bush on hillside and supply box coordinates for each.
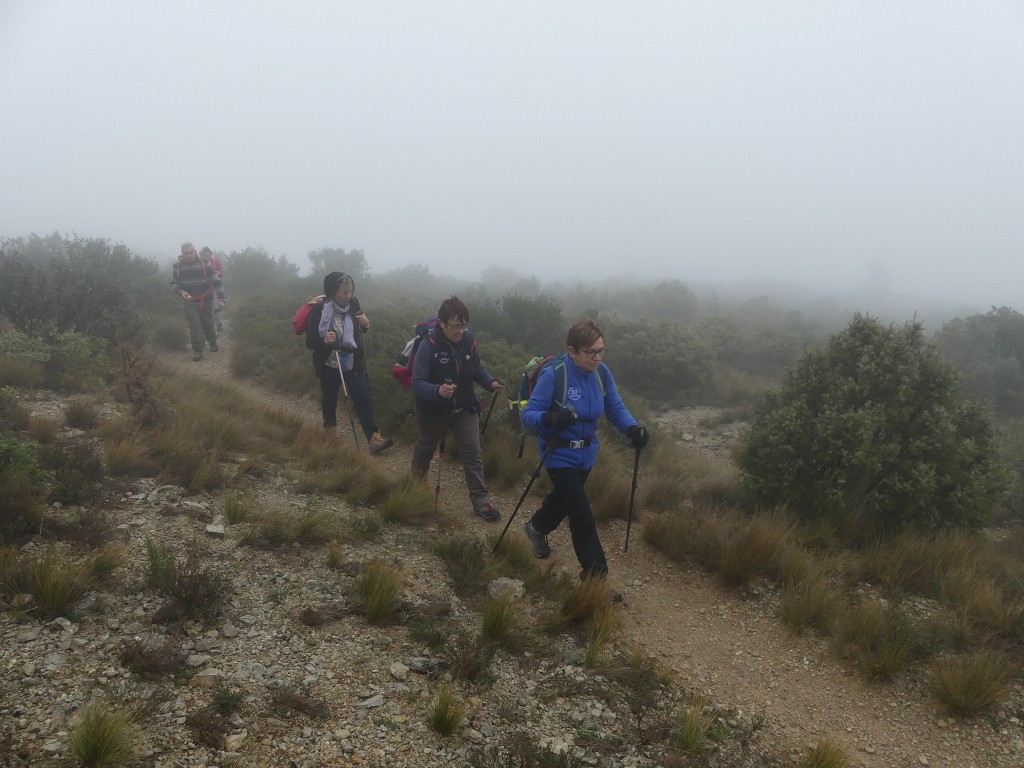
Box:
[933,306,1024,420]
[0,433,45,540]
[0,233,170,344]
[738,314,1004,540]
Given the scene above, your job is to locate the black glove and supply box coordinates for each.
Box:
[626,424,649,449]
[542,407,577,431]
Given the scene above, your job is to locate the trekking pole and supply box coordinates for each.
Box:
[434,384,454,515]
[479,386,501,435]
[492,423,565,553]
[623,444,642,553]
[335,350,361,449]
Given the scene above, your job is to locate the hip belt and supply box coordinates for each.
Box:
[552,437,593,449]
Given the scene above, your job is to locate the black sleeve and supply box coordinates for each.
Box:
[304,303,323,351]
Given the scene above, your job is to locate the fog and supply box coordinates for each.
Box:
[2,1,1023,312]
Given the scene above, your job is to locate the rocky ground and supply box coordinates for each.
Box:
[2,327,1023,768]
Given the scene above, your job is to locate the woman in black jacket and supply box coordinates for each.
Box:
[410,296,505,520]
[305,271,392,454]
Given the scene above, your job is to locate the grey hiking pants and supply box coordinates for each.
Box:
[411,407,491,513]
[183,300,217,353]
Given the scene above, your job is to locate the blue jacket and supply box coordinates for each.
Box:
[412,327,496,416]
[521,357,635,470]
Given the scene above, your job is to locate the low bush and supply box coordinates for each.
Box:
[0,433,45,540]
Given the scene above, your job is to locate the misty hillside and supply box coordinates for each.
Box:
[3,234,1024,766]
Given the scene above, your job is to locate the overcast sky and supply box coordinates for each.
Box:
[2,1,1022,308]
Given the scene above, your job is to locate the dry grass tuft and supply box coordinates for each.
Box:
[929,651,1012,715]
[119,635,187,680]
[220,490,253,525]
[427,684,466,736]
[548,576,613,632]
[483,430,532,488]
[27,415,59,444]
[588,460,633,524]
[584,604,618,668]
[832,599,931,681]
[69,701,140,766]
[481,591,520,647]
[779,576,838,636]
[271,686,330,719]
[379,477,435,525]
[64,397,102,429]
[239,509,339,549]
[804,736,851,768]
[672,692,716,753]
[357,558,403,624]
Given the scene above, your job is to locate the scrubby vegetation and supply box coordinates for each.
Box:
[3,231,1024,764]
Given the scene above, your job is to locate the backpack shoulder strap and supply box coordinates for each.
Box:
[596,362,608,396]
[551,355,569,409]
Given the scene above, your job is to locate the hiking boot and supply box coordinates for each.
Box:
[474,503,500,522]
[209,345,219,352]
[192,351,203,361]
[368,432,393,454]
[524,521,550,558]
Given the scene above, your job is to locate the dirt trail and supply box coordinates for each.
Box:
[179,328,1021,768]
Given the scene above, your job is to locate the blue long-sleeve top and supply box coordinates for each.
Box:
[411,327,496,416]
[521,357,635,470]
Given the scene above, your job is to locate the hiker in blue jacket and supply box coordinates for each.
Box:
[521,318,650,585]
[411,296,505,521]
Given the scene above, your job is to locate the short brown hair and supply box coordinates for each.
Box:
[566,318,603,351]
[437,296,469,325]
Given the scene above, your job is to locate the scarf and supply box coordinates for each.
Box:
[319,301,357,371]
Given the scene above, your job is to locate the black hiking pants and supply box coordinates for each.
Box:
[529,467,608,579]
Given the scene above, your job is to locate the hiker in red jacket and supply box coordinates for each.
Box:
[200,246,227,334]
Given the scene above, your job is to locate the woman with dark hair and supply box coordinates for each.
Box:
[520,318,649,592]
[411,296,505,520]
[305,271,392,454]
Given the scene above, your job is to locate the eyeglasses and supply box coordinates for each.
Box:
[444,322,468,332]
[581,347,608,359]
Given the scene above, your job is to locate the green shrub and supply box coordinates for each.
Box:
[0,386,31,432]
[739,314,1004,540]
[39,442,105,505]
[0,433,45,540]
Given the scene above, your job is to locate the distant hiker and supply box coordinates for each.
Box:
[200,246,227,333]
[305,271,392,454]
[521,318,649,590]
[171,241,225,361]
[411,296,506,521]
